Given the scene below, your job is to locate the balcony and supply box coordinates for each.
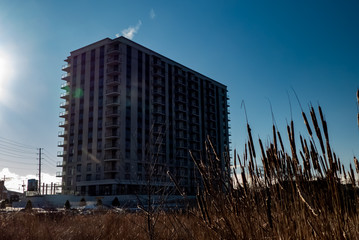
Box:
[106,99,120,106]
[153,99,165,106]
[105,121,120,127]
[176,79,186,87]
[107,68,121,76]
[175,97,187,104]
[104,154,120,161]
[59,111,68,118]
[58,130,67,137]
[152,89,165,96]
[175,106,187,113]
[56,171,65,177]
[151,59,164,68]
[106,78,120,86]
[62,63,71,71]
[152,69,165,78]
[59,120,68,128]
[60,92,69,99]
[105,132,120,138]
[57,151,67,157]
[61,82,70,90]
[106,88,119,96]
[153,79,164,86]
[104,166,118,172]
[105,110,120,117]
[57,140,67,147]
[153,108,165,115]
[107,47,121,54]
[61,73,71,80]
[56,161,66,167]
[60,101,69,108]
[106,56,121,65]
[104,143,121,149]
[175,69,186,77]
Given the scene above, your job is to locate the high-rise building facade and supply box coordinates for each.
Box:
[58,37,230,196]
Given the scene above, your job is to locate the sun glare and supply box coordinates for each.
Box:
[0,50,14,102]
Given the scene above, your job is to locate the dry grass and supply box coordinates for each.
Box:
[1,92,359,239]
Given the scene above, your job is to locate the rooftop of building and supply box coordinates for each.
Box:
[66,36,227,89]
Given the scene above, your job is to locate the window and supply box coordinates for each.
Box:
[86,174,92,181]
[86,163,92,171]
[76,164,82,173]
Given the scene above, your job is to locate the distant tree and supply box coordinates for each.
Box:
[64,200,71,210]
[112,197,120,207]
[25,200,32,211]
[79,198,86,207]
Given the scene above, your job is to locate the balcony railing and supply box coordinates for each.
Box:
[57,140,67,147]
[105,121,120,127]
[105,132,120,138]
[106,99,120,105]
[60,92,69,99]
[62,63,71,71]
[104,154,120,161]
[60,82,70,90]
[61,73,71,80]
[104,143,120,149]
[107,47,121,54]
[58,130,67,137]
[59,111,68,117]
[106,56,121,65]
[56,161,66,167]
[106,68,121,75]
[57,151,67,157]
[105,110,120,116]
[106,78,120,85]
[59,121,68,127]
[56,171,65,177]
[60,101,68,108]
[106,89,119,95]
[104,166,118,172]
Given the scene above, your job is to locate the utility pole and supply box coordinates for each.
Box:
[38,148,42,195]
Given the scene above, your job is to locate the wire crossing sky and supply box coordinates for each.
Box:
[0,0,358,189]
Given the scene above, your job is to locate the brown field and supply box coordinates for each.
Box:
[1,92,359,240]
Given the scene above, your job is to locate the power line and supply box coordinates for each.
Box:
[0,143,36,154]
[0,151,38,160]
[0,157,37,165]
[0,136,37,149]
[42,153,58,163]
[43,149,60,161]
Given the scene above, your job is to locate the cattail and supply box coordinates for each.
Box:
[310,106,325,155]
[354,156,359,174]
[343,165,347,181]
[273,125,277,154]
[247,124,256,158]
[350,163,356,186]
[277,130,285,153]
[318,106,329,142]
[302,111,312,137]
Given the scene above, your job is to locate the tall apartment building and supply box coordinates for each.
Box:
[57,37,230,196]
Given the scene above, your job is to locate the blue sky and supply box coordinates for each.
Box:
[0,0,358,190]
